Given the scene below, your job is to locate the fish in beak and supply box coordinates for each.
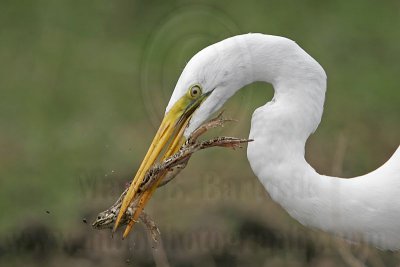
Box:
[114,85,211,237]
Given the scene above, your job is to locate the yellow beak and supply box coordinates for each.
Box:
[114,91,210,237]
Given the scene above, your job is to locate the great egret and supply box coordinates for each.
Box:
[115,33,400,250]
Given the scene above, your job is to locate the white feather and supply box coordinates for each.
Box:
[168,33,400,250]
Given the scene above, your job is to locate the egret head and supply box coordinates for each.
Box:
[166,38,253,138]
[115,35,252,236]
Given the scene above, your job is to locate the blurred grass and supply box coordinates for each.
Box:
[0,0,399,266]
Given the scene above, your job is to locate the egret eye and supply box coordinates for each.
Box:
[189,85,202,98]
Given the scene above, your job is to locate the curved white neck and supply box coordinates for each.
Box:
[243,35,332,229]
[228,34,400,250]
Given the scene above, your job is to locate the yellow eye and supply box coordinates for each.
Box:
[189,85,202,98]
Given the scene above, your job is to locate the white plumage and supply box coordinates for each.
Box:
[167,33,400,250]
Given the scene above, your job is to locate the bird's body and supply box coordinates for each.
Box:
[174,34,400,250]
[117,33,400,249]
[241,36,400,250]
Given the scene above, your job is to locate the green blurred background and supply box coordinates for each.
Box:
[0,0,399,266]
